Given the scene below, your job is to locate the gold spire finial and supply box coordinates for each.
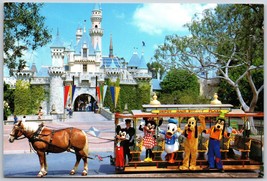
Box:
[210,93,222,105]
[150,92,161,105]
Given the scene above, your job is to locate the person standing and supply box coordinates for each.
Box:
[66,104,73,118]
[13,115,18,124]
[22,115,26,122]
[123,119,135,163]
[244,118,251,138]
[38,106,43,119]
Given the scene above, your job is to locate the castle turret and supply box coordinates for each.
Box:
[127,50,139,73]
[48,67,65,114]
[50,29,65,67]
[14,65,34,82]
[89,3,103,53]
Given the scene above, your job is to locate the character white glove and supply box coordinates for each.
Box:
[227,126,233,133]
[140,120,145,126]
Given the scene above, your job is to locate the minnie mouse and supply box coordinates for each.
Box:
[139,117,162,162]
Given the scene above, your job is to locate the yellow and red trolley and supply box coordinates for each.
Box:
[114,104,264,174]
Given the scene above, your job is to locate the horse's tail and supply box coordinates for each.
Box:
[82,130,89,156]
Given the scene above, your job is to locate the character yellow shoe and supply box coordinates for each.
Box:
[144,157,153,162]
[179,165,189,170]
[144,157,150,162]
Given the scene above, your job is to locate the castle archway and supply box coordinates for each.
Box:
[73,94,95,112]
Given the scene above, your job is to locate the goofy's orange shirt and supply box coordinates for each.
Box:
[205,127,229,141]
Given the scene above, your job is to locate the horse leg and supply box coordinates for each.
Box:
[36,151,48,177]
[81,141,89,176]
[81,156,88,176]
[44,154,48,174]
[70,154,81,175]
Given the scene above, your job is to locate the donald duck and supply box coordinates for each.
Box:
[159,118,182,163]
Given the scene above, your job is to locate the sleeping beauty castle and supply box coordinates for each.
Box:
[6,4,152,115]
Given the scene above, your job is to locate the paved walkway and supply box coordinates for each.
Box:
[3,112,115,154]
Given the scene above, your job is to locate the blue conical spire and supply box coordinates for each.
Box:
[138,52,148,69]
[51,28,64,48]
[109,59,117,69]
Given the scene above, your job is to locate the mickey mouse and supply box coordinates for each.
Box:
[115,126,127,171]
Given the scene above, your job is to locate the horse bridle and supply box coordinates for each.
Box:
[9,125,27,140]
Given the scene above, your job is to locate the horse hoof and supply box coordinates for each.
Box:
[82,171,87,176]
[69,170,75,175]
[37,171,47,177]
[37,173,44,177]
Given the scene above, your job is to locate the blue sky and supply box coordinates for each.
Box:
[4,3,217,76]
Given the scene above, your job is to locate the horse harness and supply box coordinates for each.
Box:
[28,124,74,154]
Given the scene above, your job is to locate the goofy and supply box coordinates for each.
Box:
[203,113,232,172]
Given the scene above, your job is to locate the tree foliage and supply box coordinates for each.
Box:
[3,82,15,120]
[14,80,46,115]
[160,68,199,94]
[154,4,263,113]
[158,68,207,104]
[4,2,52,75]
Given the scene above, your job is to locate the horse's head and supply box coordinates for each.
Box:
[9,121,25,143]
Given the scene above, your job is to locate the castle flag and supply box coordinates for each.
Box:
[110,86,115,105]
[115,87,120,108]
[102,85,108,103]
[64,85,70,108]
[96,86,101,102]
[69,85,72,104]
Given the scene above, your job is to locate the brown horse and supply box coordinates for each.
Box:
[8,121,89,177]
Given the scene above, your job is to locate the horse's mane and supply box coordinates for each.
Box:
[22,122,40,133]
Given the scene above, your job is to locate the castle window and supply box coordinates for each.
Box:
[83,48,87,58]
[95,25,98,28]
[83,64,87,72]
[65,65,69,71]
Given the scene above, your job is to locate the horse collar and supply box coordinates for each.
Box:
[29,124,44,143]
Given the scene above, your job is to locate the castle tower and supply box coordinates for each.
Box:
[50,29,65,67]
[89,3,103,53]
[49,29,65,114]
[48,67,65,114]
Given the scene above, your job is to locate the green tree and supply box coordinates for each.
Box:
[4,82,15,116]
[4,2,52,75]
[154,4,263,133]
[30,85,46,114]
[159,68,202,104]
[14,80,31,115]
[14,80,46,115]
[160,68,199,94]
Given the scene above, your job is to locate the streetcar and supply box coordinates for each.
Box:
[113,104,264,175]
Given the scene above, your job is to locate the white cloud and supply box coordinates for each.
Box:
[132,3,217,36]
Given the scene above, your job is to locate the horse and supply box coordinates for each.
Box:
[8,121,89,177]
